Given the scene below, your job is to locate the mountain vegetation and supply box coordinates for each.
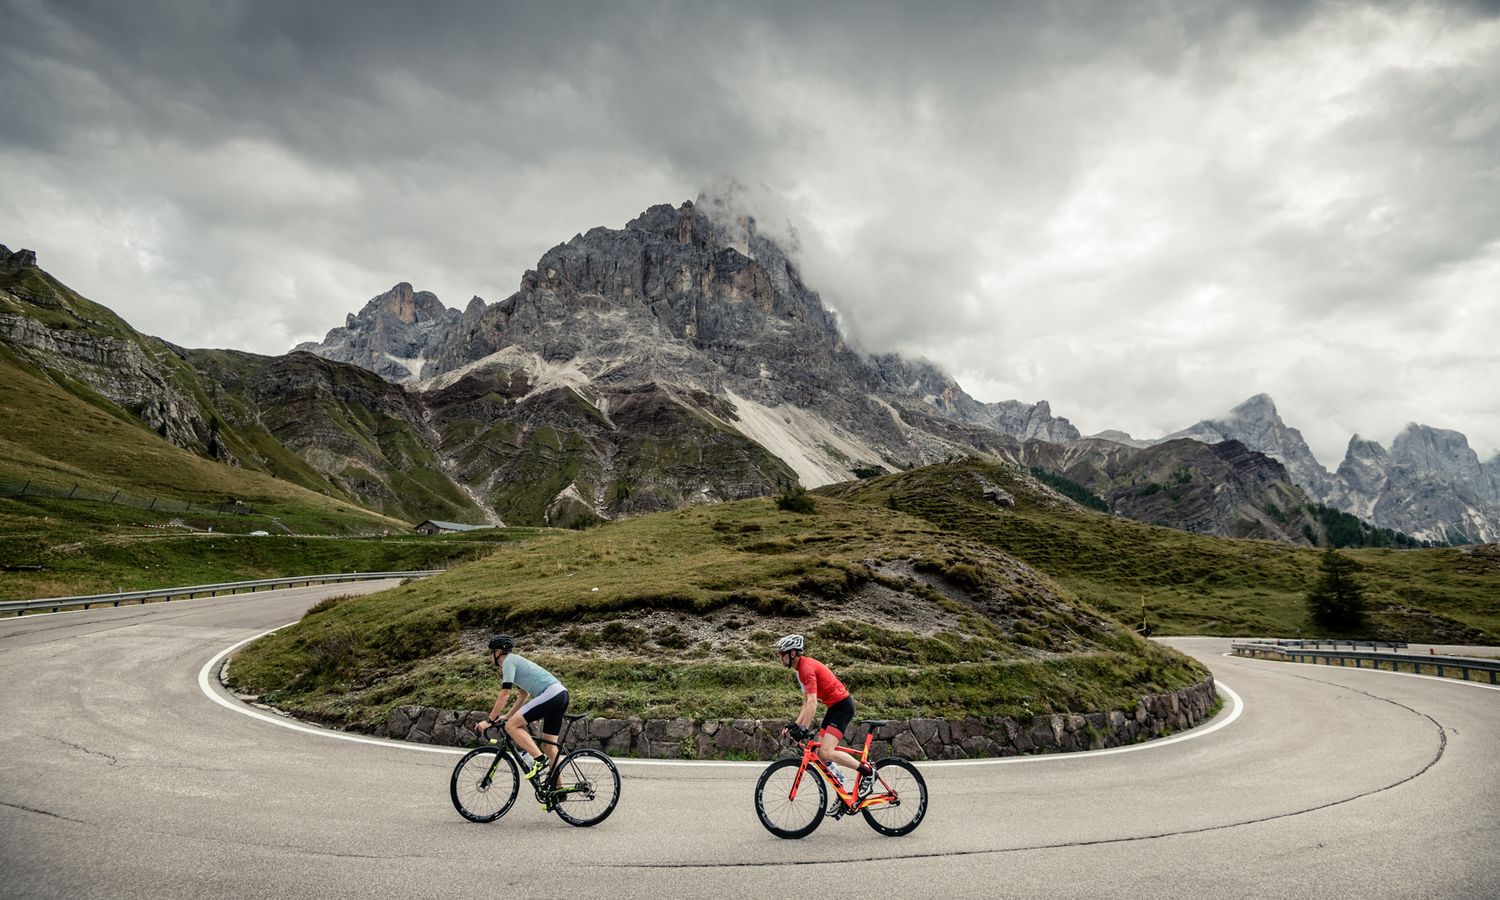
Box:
[226,490,1207,727]
[1305,547,1368,631]
[227,454,1499,732]
[821,460,1500,643]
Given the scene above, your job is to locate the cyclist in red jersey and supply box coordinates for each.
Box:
[776,634,873,787]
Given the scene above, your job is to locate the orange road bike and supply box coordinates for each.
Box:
[450,714,620,827]
[754,720,928,839]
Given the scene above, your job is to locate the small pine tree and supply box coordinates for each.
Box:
[1306,546,1367,632]
[775,481,816,514]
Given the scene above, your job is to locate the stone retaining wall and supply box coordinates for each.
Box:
[386,676,1218,760]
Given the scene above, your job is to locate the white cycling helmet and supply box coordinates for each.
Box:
[776,634,804,653]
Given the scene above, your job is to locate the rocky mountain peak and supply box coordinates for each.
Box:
[2,246,38,268]
[1390,423,1486,480]
[1325,424,1499,543]
[295,281,461,383]
[365,282,448,325]
[1163,393,1331,497]
[1229,393,1277,419]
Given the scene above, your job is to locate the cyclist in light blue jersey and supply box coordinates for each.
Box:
[474,635,569,782]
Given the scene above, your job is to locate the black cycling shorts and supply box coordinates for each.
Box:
[820,696,855,739]
[519,685,570,735]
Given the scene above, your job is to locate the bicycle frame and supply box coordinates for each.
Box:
[787,732,899,813]
[480,723,588,807]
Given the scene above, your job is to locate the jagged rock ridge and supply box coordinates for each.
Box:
[295,199,1074,524]
[1162,395,1499,544]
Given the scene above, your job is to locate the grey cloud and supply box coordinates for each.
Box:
[2,0,1496,461]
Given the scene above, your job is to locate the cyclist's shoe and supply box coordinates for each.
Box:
[857,773,875,801]
[826,795,846,819]
[523,758,549,781]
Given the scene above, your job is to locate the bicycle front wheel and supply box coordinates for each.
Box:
[861,757,927,836]
[450,746,520,823]
[551,749,621,827]
[754,758,826,839]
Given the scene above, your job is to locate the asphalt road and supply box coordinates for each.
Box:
[1,584,1496,899]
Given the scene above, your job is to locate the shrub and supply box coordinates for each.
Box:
[775,483,816,514]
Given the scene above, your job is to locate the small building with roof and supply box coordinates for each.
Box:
[414,520,496,536]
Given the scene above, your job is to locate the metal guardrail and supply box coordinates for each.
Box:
[1266,639,1408,651]
[1232,641,1500,685]
[1,571,444,616]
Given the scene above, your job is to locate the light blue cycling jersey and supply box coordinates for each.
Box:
[501,653,561,696]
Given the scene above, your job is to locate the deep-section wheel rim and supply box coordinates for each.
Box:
[861,757,927,836]
[754,758,826,839]
[551,749,621,827]
[450,747,519,823]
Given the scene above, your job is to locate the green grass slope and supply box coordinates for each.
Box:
[0,344,453,598]
[820,460,1500,642]
[184,348,484,524]
[227,495,1207,728]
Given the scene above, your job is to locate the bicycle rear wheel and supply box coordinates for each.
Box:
[754,758,826,839]
[550,749,621,827]
[450,746,520,823]
[861,757,927,836]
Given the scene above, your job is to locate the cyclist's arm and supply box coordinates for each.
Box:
[503,689,531,720]
[487,688,513,721]
[795,692,818,730]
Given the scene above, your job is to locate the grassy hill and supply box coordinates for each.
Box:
[0,344,407,526]
[820,460,1500,642]
[227,494,1208,728]
[181,348,485,525]
[0,339,512,599]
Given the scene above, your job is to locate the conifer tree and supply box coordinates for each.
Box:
[1306,546,1367,631]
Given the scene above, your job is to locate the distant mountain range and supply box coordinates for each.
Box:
[1150,394,1499,544]
[5,198,1495,544]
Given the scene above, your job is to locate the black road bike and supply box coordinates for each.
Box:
[450,713,620,827]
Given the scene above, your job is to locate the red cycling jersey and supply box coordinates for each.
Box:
[793,655,850,706]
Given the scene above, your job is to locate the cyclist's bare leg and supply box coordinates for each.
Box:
[504,711,543,761]
[816,730,861,773]
[538,731,561,767]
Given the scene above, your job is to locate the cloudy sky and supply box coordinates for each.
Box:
[3,0,1497,466]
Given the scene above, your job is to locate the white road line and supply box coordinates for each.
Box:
[202,625,1249,767]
